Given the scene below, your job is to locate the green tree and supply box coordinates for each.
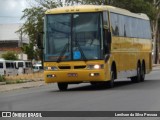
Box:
[21,43,34,60]
[19,0,160,63]
[2,51,18,60]
[18,0,63,61]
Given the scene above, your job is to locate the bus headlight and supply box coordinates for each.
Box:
[87,64,104,70]
[44,66,58,71]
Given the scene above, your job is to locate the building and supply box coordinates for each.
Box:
[0,23,29,60]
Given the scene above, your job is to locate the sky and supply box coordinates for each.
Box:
[0,0,30,24]
[0,0,66,24]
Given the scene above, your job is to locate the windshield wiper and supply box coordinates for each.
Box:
[75,39,87,61]
[57,43,69,63]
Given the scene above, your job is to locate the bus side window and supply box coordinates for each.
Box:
[11,63,14,68]
[18,62,23,68]
[0,63,3,68]
[6,63,11,68]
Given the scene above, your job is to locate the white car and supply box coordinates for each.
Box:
[33,64,43,72]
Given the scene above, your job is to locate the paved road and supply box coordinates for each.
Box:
[0,69,160,120]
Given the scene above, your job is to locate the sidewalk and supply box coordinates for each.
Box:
[152,64,160,70]
[0,80,46,92]
[152,64,160,67]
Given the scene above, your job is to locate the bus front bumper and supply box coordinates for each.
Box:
[44,69,109,83]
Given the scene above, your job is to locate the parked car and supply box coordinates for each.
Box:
[33,64,43,72]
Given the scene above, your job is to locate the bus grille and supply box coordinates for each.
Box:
[58,65,86,69]
[58,66,71,69]
[74,66,86,69]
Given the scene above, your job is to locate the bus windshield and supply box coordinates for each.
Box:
[44,12,103,62]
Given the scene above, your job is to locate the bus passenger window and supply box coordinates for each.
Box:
[11,63,14,68]
[0,63,3,68]
[6,63,11,68]
[110,13,119,36]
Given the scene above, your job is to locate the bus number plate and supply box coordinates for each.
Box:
[68,73,78,77]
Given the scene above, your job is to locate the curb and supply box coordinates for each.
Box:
[0,81,45,92]
[153,64,160,67]
[0,82,6,85]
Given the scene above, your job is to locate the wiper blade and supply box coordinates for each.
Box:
[75,40,87,61]
[57,43,69,63]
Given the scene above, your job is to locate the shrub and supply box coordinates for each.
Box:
[2,51,18,60]
[0,75,5,82]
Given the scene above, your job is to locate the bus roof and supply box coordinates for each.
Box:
[14,60,31,62]
[45,5,149,20]
[0,59,14,62]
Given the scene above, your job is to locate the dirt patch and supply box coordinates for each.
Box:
[0,72,46,92]
[0,81,46,92]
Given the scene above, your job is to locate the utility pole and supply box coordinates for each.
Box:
[158,29,160,63]
[20,29,23,60]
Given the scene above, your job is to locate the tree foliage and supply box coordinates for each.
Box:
[21,43,35,60]
[18,0,62,61]
[2,51,18,60]
[19,0,160,62]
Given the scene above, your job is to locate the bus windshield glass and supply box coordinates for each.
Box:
[44,12,103,62]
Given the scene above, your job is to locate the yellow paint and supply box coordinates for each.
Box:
[44,5,152,84]
[44,60,111,83]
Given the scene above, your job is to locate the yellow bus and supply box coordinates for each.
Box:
[38,5,152,90]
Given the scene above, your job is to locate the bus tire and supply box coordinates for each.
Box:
[131,62,141,83]
[106,65,116,88]
[57,83,68,91]
[140,62,145,82]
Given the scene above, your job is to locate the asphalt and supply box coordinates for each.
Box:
[0,69,160,120]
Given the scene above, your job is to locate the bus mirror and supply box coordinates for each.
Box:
[103,29,111,54]
[37,32,43,49]
[103,25,108,30]
[107,31,111,44]
[103,29,111,44]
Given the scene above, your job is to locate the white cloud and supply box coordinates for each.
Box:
[9,0,17,9]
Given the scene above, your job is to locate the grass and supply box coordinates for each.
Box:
[6,80,26,84]
[4,72,44,84]
[5,72,43,81]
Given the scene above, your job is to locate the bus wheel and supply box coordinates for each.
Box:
[131,62,141,83]
[140,63,145,82]
[106,67,115,88]
[57,83,68,91]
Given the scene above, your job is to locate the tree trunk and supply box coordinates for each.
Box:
[152,0,160,64]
